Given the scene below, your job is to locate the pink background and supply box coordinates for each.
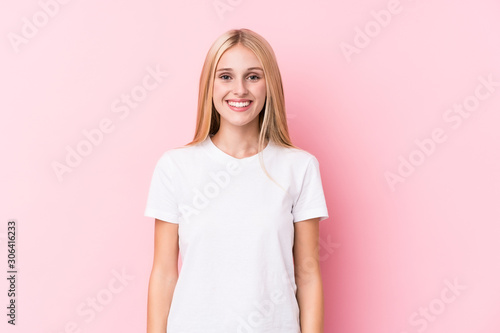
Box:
[1,0,499,332]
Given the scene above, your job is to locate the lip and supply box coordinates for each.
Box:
[226,100,253,112]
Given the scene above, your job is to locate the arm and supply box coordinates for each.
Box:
[147,218,180,333]
[293,217,324,333]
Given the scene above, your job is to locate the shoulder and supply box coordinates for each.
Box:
[155,141,204,168]
[271,142,319,167]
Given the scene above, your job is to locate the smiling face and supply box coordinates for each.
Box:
[212,44,267,130]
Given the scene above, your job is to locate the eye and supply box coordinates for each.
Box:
[248,75,260,81]
[219,74,231,80]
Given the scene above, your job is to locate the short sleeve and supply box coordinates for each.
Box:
[144,153,181,223]
[292,155,329,223]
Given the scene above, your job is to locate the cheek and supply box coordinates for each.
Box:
[212,82,224,99]
[257,83,267,100]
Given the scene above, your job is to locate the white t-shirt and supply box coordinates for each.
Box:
[144,134,329,333]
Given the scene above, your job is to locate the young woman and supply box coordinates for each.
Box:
[145,28,329,333]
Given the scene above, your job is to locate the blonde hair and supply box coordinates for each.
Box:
[183,28,300,187]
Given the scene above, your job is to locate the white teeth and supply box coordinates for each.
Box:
[228,101,251,108]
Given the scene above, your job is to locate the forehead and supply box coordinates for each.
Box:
[216,44,262,68]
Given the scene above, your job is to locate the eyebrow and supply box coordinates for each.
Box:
[216,67,263,72]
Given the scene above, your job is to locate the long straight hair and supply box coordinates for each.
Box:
[183,29,300,187]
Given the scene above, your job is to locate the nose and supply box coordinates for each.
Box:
[233,78,248,96]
